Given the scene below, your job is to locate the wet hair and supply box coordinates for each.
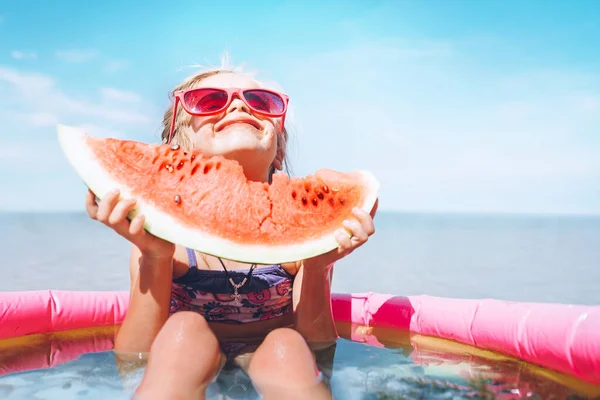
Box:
[159,67,291,181]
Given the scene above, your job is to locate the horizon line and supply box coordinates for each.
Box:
[1,209,599,218]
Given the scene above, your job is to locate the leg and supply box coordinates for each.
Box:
[247,328,332,400]
[312,341,337,391]
[133,311,225,400]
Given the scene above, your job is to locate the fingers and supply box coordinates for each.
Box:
[334,229,353,252]
[108,198,136,225]
[353,207,375,236]
[343,218,367,242]
[83,188,171,257]
[96,189,121,223]
[129,214,146,236]
[85,189,99,219]
[88,188,143,239]
[335,207,376,256]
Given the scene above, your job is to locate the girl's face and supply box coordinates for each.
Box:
[186,73,282,182]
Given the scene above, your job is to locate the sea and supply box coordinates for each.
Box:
[1,211,599,305]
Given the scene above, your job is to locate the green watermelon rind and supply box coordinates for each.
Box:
[56,124,380,264]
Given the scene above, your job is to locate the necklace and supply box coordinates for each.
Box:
[195,250,257,306]
[195,250,211,270]
[217,258,256,307]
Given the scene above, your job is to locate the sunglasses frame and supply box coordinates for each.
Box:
[167,87,289,144]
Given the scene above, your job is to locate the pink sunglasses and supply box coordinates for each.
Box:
[167,87,289,143]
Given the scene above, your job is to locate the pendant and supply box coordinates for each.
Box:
[228,276,247,307]
[231,287,241,307]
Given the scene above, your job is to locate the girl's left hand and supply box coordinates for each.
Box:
[304,199,378,269]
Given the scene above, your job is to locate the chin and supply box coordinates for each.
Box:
[220,148,275,182]
[214,127,275,151]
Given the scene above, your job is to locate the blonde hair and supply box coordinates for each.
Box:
[160,64,292,180]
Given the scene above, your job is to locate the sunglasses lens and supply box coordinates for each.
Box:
[183,89,228,114]
[244,90,285,115]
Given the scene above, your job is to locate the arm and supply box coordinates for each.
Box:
[114,245,174,354]
[293,261,338,347]
[293,202,378,347]
[83,188,176,355]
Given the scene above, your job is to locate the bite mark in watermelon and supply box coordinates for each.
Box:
[57,124,380,264]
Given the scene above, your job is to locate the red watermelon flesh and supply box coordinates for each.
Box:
[57,125,380,264]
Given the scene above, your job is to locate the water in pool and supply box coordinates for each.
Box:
[0,325,595,400]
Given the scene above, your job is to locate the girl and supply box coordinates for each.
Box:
[86,64,377,398]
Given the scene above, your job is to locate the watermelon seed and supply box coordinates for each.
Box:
[291,191,297,199]
[184,152,188,156]
[165,164,174,173]
[191,164,199,175]
[312,198,318,206]
[191,155,196,161]
[177,161,185,170]
[322,185,329,193]
[340,199,346,205]
[215,162,221,170]
[301,197,307,205]
[174,195,181,204]
[171,144,180,150]
[329,198,335,206]
[204,163,212,174]
[317,192,324,200]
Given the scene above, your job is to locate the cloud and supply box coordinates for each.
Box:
[104,59,130,73]
[567,93,600,114]
[0,66,153,125]
[0,110,60,128]
[55,49,99,63]
[75,123,125,139]
[11,51,37,60]
[100,87,141,103]
[0,64,165,211]
[267,39,600,215]
[0,67,54,89]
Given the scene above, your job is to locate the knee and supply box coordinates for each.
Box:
[152,311,219,355]
[248,328,323,391]
[250,328,314,371]
[261,328,308,357]
[167,311,211,332]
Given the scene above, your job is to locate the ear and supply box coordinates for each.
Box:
[272,156,283,171]
[272,132,285,171]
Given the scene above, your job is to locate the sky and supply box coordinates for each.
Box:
[1,0,599,215]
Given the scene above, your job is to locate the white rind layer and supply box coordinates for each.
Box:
[57,124,380,264]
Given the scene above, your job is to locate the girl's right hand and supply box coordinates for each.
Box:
[85,189,175,259]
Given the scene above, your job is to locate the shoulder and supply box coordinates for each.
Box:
[173,245,192,277]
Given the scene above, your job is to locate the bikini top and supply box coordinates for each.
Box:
[169,249,295,324]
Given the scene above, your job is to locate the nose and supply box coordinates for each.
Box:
[226,95,251,115]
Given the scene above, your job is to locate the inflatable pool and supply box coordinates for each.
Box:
[1,290,599,398]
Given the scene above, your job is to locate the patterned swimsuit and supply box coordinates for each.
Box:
[170,248,295,325]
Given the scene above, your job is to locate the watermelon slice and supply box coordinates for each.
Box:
[56,124,380,264]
